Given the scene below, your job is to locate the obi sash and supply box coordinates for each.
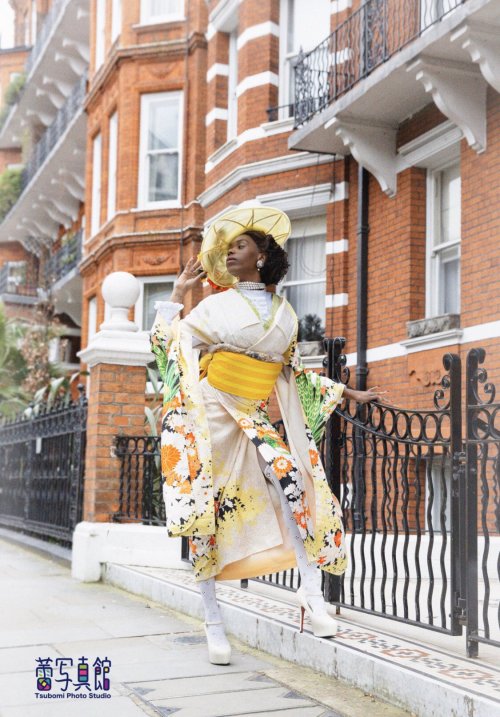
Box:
[200,351,283,400]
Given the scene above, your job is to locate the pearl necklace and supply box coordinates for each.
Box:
[237,281,266,290]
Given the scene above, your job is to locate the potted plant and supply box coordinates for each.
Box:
[297,313,325,356]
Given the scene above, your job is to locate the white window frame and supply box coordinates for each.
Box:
[90,132,102,237]
[227,30,238,140]
[426,159,461,318]
[107,111,118,220]
[278,0,332,121]
[87,296,98,344]
[277,215,327,326]
[111,0,121,42]
[95,0,106,70]
[138,91,183,210]
[140,0,185,25]
[134,275,177,331]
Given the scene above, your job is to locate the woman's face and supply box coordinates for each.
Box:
[226,234,264,278]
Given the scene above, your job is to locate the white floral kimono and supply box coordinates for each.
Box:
[150,288,347,582]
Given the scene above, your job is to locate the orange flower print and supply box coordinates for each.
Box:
[187,451,201,479]
[162,444,181,473]
[318,555,327,565]
[334,529,343,548]
[179,479,192,494]
[238,417,253,429]
[309,449,319,467]
[272,456,293,478]
[189,539,197,554]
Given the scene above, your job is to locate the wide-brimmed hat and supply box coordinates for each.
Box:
[199,204,291,288]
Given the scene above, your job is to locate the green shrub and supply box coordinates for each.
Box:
[0,73,26,129]
[0,168,23,221]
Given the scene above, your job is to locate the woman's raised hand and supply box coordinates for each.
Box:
[171,257,207,302]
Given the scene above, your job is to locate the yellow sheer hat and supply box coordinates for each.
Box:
[199,204,291,288]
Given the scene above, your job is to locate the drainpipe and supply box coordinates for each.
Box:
[356,165,369,392]
[353,165,369,533]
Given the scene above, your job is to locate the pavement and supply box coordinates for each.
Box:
[0,536,410,717]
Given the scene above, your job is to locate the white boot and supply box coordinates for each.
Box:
[199,578,232,665]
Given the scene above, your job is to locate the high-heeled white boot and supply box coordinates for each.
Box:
[199,578,232,664]
[204,621,232,664]
[296,586,338,637]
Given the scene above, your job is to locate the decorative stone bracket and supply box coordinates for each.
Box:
[451,22,500,95]
[324,116,398,197]
[408,56,487,153]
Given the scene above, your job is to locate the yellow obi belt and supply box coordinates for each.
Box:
[202,351,283,400]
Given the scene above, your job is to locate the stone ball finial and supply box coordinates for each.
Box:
[100,272,140,332]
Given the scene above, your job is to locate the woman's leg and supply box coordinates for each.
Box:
[199,577,231,663]
[259,455,330,616]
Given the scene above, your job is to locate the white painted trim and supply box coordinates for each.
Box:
[401,329,464,353]
[331,0,353,12]
[256,183,347,218]
[201,152,333,206]
[134,274,177,332]
[261,117,295,135]
[209,0,240,32]
[237,22,279,50]
[326,239,349,254]
[341,320,500,365]
[326,293,348,308]
[236,72,279,98]
[206,63,229,83]
[462,320,500,344]
[206,22,216,41]
[206,107,228,126]
[397,120,462,172]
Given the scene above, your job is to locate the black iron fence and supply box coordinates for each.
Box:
[293,0,467,127]
[0,388,87,543]
[44,229,83,284]
[113,435,164,526]
[113,339,499,657]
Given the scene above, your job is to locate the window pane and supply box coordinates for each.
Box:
[148,153,178,202]
[287,281,326,327]
[439,163,461,245]
[143,282,174,330]
[289,0,331,53]
[148,100,179,150]
[286,234,326,283]
[145,0,182,18]
[441,256,460,314]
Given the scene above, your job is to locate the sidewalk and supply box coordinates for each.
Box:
[0,536,409,717]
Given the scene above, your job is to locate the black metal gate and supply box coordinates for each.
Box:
[322,338,499,657]
[0,388,87,543]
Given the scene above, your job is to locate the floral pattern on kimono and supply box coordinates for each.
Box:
[150,289,348,581]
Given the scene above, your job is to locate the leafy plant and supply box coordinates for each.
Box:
[0,168,23,221]
[297,313,325,342]
[0,73,26,128]
[0,302,29,418]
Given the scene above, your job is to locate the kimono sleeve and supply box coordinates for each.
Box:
[284,332,345,445]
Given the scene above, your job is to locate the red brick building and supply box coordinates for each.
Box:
[1,0,498,420]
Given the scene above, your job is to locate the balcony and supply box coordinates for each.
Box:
[0,262,38,305]
[44,229,83,285]
[289,0,500,196]
[0,0,89,151]
[21,75,87,193]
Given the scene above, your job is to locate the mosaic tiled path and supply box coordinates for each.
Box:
[0,538,408,717]
[123,566,500,711]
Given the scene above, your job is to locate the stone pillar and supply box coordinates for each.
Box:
[78,272,152,523]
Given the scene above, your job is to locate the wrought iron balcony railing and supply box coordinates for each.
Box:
[25,0,67,76]
[21,74,87,194]
[0,263,37,297]
[293,0,467,128]
[44,229,83,284]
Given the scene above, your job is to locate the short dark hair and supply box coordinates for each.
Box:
[243,230,289,286]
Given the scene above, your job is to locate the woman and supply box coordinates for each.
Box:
[150,205,382,665]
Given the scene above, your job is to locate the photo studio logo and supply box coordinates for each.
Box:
[35,656,112,699]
